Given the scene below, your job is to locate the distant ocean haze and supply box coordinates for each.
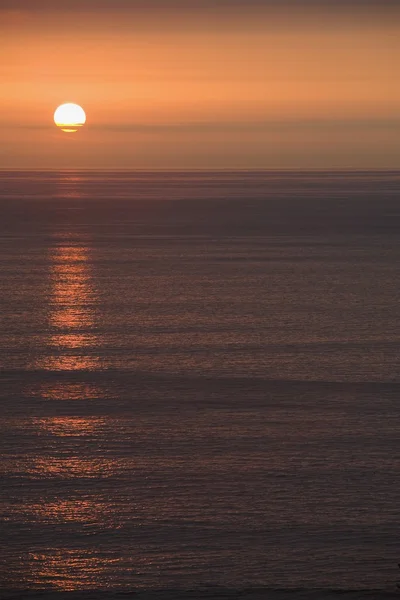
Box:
[0,171,399,595]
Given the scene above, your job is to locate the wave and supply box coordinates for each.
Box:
[4,367,400,385]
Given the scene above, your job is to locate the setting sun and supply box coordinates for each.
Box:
[54,103,86,133]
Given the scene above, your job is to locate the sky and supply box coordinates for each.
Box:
[1,0,399,169]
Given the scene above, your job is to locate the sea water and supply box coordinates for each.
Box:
[0,171,399,598]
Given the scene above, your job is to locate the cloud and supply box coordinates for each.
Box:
[8,118,400,133]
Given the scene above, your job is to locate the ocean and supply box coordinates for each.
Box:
[0,170,399,600]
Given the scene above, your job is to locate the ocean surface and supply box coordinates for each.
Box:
[0,170,399,600]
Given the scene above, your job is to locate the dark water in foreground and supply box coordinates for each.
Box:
[0,171,399,598]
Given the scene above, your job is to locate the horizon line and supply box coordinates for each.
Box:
[1,167,400,173]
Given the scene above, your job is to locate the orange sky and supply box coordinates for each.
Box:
[1,1,400,168]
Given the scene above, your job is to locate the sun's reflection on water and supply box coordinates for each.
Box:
[29,498,113,525]
[29,415,121,479]
[31,455,120,479]
[21,230,117,589]
[27,549,119,590]
[39,237,100,371]
[34,415,104,437]
[54,174,87,199]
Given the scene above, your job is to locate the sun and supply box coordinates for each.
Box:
[54,103,86,133]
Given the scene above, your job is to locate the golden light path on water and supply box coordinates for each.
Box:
[26,177,118,589]
[43,236,99,371]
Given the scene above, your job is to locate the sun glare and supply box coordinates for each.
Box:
[54,103,86,133]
